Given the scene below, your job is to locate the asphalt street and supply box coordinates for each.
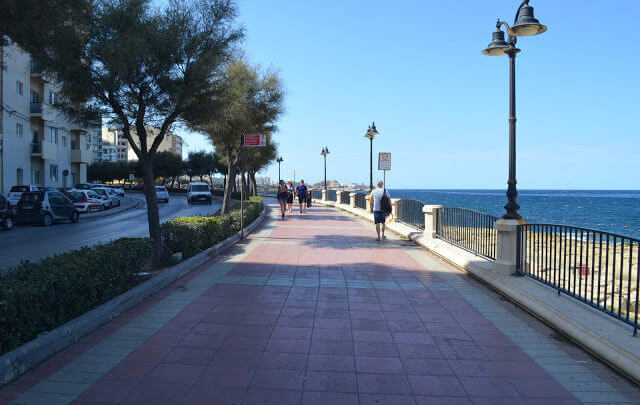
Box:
[0,194,221,271]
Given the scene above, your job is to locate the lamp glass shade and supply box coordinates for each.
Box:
[482,29,511,56]
[507,3,547,36]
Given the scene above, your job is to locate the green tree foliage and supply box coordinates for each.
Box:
[18,0,242,266]
[195,60,284,213]
[152,151,184,182]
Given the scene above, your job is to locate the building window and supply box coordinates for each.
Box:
[17,168,24,185]
[31,170,40,185]
[30,90,40,103]
[49,127,58,144]
[62,136,67,148]
[49,91,56,105]
[16,81,23,95]
[16,123,23,137]
[50,164,58,182]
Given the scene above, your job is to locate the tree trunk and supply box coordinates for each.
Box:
[241,172,248,201]
[250,171,258,196]
[140,156,163,267]
[221,152,236,214]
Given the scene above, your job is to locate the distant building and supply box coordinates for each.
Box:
[101,142,117,162]
[256,176,271,186]
[101,127,129,161]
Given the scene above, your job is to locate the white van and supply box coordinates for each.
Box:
[187,182,212,204]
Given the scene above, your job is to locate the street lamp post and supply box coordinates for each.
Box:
[364,122,379,191]
[320,147,330,190]
[276,157,283,182]
[482,0,546,220]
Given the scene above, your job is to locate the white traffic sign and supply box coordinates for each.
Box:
[378,152,391,171]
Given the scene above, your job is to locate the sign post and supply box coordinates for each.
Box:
[241,134,266,238]
[378,152,391,189]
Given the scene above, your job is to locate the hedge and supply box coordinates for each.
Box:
[0,197,264,357]
[0,238,152,355]
[161,197,263,259]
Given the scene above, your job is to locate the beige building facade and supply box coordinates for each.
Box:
[0,42,91,194]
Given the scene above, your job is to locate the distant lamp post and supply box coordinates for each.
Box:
[320,147,330,190]
[482,0,546,220]
[276,157,283,182]
[364,122,379,191]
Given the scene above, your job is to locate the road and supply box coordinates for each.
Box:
[0,194,221,271]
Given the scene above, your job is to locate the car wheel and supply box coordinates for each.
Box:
[117,200,121,207]
[70,211,79,223]
[87,206,92,213]
[42,212,53,226]
[1,216,13,230]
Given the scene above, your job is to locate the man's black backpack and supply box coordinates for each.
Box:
[381,189,392,216]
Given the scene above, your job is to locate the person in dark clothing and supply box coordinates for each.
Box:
[277,180,288,219]
[296,180,308,214]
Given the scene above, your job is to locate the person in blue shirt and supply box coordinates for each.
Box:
[296,180,308,214]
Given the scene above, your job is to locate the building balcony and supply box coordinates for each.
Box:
[30,61,49,82]
[30,102,42,115]
[31,141,57,160]
[71,148,91,164]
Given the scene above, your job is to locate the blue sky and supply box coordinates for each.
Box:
[180,1,640,189]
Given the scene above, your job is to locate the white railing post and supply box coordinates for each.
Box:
[422,205,442,239]
[336,190,344,204]
[390,199,400,222]
[365,195,372,213]
[321,189,328,201]
[349,193,356,208]
[492,219,524,276]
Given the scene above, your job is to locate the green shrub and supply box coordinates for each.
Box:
[0,238,152,355]
[161,216,234,259]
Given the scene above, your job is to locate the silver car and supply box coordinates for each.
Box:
[155,186,170,203]
[93,187,121,209]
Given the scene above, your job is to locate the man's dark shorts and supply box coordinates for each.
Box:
[298,195,307,204]
[374,211,386,224]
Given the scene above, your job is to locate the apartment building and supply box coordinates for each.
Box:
[101,127,129,161]
[0,42,91,194]
[101,142,117,162]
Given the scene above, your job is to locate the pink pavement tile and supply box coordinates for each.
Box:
[401,358,454,376]
[458,376,521,398]
[437,344,489,361]
[415,396,473,405]
[307,354,355,372]
[396,343,443,359]
[301,391,359,405]
[303,371,357,393]
[145,331,186,347]
[447,360,500,377]
[265,338,310,354]
[221,336,269,352]
[357,373,413,395]
[102,360,155,381]
[242,388,301,404]
[387,320,427,332]
[359,393,417,404]
[229,324,274,338]
[190,322,234,336]
[211,350,263,368]
[121,382,192,405]
[355,356,404,374]
[349,310,386,321]
[197,366,254,387]
[492,361,550,378]
[271,326,313,340]
[508,378,574,399]
[249,368,305,390]
[142,363,205,385]
[354,341,399,357]
[183,385,245,405]
[408,375,467,397]
[178,332,227,350]
[276,316,315,328]
[351,319,389,331]
[314,317,351,330]
[309,340,354,356]
[126,345,172,363]
[392,332,435,345]
[258,352,309,370]
[352,330,394,343]
[311,328,352,341]
[161,346,217,366]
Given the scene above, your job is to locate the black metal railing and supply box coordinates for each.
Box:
[30,102,42,114]
[436,207,498,260]
[354,193,367,210]
[517,224,640,335]
[326,190,337,202]
[311,189,322,200]
[396,199,425,230]
[31,142,41,153]
[339,191,350,204]
[30,61,41,74]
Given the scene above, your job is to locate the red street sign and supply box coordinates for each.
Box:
[242,134,266,147]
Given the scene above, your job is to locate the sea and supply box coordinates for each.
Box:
[388,189,640,237]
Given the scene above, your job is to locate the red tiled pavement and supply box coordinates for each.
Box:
[0,202,592,404]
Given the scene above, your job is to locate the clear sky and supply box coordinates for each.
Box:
[181,1,640,189]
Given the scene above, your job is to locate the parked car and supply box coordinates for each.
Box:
[92,187,121,209]
[15,191,79,226]
[187,182,212,204]
[155,186,170,203]
[108,184,125,197]
[0,193,15,230]
[7,185,41,210]
[66,190,104,213]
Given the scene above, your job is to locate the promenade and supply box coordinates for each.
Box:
[1,201,639,404]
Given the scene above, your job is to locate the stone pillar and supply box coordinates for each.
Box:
[422,205,442,239]
[390,199,400,222]
[365,195,371,213]
[321,189,328,201]
[336,190,344,204]
[349,193,356,208]
[492,219,525,276]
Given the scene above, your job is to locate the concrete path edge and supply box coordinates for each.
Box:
[314,198,640,385]
[0,205,268,386]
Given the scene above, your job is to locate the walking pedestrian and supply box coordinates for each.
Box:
[369,180,391,241]
[287,180,294,213]
[296,180,309,214]
[277,180,288,219]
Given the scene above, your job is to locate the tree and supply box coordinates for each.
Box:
[25,0,242,265]
[153,152,184,184]
[240,134,277,195]
[197,60,284,213]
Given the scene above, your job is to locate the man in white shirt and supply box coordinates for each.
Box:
[369,180,390,241]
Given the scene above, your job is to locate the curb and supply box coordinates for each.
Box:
[82,198,142,221]
[0,205,269,386]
